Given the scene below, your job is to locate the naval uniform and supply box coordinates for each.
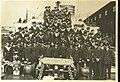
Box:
[3,46,13,61]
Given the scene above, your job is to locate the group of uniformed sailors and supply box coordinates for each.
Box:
[2,5,114,80]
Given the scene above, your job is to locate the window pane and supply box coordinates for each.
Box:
[99,14,101,18]
[113,6,116,12]
[105,10,107,15]
[91,19,92,22]
[94,17,96,20]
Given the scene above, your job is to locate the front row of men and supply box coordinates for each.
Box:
[3,41,114,80]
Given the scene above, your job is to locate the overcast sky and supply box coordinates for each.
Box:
[0,0,111,26]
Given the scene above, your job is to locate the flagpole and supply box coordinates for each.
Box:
[26,8,28,22]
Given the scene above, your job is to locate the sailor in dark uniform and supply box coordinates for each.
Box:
[45,42,52,57]
[103,45,114,79]
[59,42,67,58]
[72,45,79,72]
[7,31,14,42]
[98,45,106,80]
[74,45,84,79]
[52,44,60,58]
[44,6,51,19]
[15,27,22,38]
[92,44,102,80]
[21,30,26,44]
[77,44,85,68]
[67,43,74,59]
[38,22,43,29]
[64,25,70,36]
[3,42,13,61]
[39,42,46,57]
[24,30,29,38]
[73,25,79,35]
[86,46,95,79]
[24,26,28,31]
[31,42,37,63]
[53,29,60,45]
[25,43,33,62]
[69,28,74,35]
[18,42,26,60]
[31,21,37,31]
[14,42,21,58]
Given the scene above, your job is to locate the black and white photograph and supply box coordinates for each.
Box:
[0,0,118,80]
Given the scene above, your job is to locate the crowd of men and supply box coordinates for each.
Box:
[2,5,115,80]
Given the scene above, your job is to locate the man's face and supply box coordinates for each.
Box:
[15,34,19,38]
[25,31,28,34]
[24,43,27,47]
[62,43,65,47]
[19,29,22,32]
[29,30,32,33]
[106,46,109,50]
[22,31,25,34]
[55,45,58,48]
[74,26,77,30]
[94,45,97,48]
[11,42,14,45]
[47,45,50,48]
[103,46,107,50]
[55,29,59,33]
[6,43,10,46]
[48,7,51,11]
[54,7,58,11]
[29,44,32,47]
[101,46,104,50]
[64,8,68,12]
[70,45,73,49]
[32,23,36,27]
[75,46,78,50]
[33,43,36,47]
[41,44,44,47]
[97,46,101,50]
[33,24,36,27]
[21,42,24,46]
[17,43,20,47]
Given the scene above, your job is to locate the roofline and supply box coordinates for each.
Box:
[84,1,115,21]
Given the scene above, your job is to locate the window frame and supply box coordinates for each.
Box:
[105,10,108,16]
[91,18,93,22]
[94,17,96,20]
[99,14,102,18]
[113,6,116,12]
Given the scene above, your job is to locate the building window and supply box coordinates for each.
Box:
[94,17,96,20]
[105,10,107,16]
[91,19,93,22]
[99,14,101,18]
[113,6,116,12]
